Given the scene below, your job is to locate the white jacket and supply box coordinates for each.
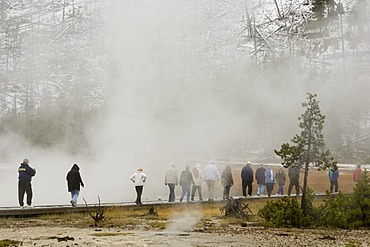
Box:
[204,163,219,181]
[130,171,147,186]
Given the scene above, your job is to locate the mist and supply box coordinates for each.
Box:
[0,0,369,207]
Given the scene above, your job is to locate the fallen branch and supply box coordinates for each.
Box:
[220,198,253,219]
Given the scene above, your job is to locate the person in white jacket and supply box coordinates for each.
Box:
[191,163,203,201]
[130,168,147,205]
[204,160,220,201]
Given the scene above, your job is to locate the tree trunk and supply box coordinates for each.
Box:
[301,106,313,215]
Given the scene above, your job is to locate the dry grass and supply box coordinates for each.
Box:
[0,195,329,231]
[230,167,356,196]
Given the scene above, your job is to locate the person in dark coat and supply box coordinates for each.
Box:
[66,164,84,207]
[221,165,234,200]
[287,165,300,196]
[329,164,339,193]
[255,164,266,196]
[18,158,36,208]
[179,165,194,202]
[241,161,254,197]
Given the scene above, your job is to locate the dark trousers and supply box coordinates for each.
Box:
[191,185,202,200]
[168,184,176,202]
[266,183,274,197]
[18,180,33,206]
[330,180,338,193]
[135,186,143,205]
[242,180,253,196]
[288,179,300,196]
[223,186,231,199]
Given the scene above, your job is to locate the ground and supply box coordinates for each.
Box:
[0,168,366,246]
[0,225,367,246]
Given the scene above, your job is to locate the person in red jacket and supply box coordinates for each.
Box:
[353,164,363,182]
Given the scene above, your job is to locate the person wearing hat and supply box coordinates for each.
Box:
[130,168,147,205]
[275,166,286,196]
[18,158,36,208]
[241,161,254,197]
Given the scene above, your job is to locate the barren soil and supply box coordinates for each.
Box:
[0,225,368,246]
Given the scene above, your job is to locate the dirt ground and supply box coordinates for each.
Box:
[0,225,368,246]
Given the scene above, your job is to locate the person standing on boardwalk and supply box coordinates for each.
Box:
[165,164,178,202]
[18,158,36,208]
[241,161,254,197]
[191,163,203,201]
[255,164,266,196]
[204,160,220,201]
[130,168,147,205]
[353,164,363,182]
[275,166,286,196]
[329,164,339,193]
[265,166,275,197]
[66,164,85,207]
[287,165,300,196]
[179,165,194,202]
[221,165,234,200]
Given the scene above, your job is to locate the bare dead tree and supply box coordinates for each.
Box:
[83,196,105,227]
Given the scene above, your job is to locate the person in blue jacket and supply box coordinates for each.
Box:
[329,164,339,193]
[18,158,36,208]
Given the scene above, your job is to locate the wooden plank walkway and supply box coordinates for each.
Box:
[0,193,331,217]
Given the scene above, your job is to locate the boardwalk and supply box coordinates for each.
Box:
[0,193,330,217]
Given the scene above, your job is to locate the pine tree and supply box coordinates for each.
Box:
[350,170,370,227]
[275,93,335,215]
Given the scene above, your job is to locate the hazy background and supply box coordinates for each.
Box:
[0,0,369,207]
